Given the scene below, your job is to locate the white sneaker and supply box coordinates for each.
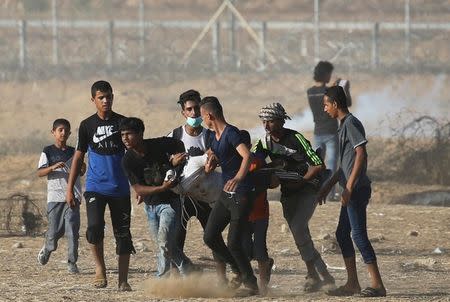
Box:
[38,245,52,265]
[67,262,79,274]
[37,246,51,265]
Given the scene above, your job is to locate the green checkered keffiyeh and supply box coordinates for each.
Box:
[258,102,291,121]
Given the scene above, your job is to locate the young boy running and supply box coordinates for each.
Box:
[66,80,135,291]
[37,118,84,274]
[318,86,386,297]
[200,96,259,294]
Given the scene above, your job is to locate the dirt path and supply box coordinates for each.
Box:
[1,199,449,301]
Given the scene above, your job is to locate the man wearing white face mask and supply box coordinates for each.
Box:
[167,90,230,283]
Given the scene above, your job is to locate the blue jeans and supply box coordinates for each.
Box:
[335,186,377,264]
[144,200,188,277]
[314,133,339,196]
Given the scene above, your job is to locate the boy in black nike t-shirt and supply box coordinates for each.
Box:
[66,80,135,291]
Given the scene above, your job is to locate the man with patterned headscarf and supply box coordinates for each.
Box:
[252,102,335,293]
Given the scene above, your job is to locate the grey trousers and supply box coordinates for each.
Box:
[280,189,328,274]
[44,201,80,264]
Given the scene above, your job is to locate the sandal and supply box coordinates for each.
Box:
[303,275,321,293]
[93,276,107,289]
[359,287,387,297]
[326,286,358,296]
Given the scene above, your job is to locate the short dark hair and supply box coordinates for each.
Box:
[52,118,70,130]
[200,96,223,118]
[325,86,348,109]
[91,80,113,98]
[313,61,334,82]
[119,117,145,134]
[178,89,201,109]
[239,129,251,146]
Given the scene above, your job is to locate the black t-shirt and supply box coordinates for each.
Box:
[307,85,338,135]
[252,129,323,195]
[76,112,130,197]
[121,137,185,205]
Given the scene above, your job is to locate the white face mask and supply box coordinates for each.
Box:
[186,116,203,127]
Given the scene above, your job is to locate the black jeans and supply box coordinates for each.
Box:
[177,198,212,252]
[203,191,257,286]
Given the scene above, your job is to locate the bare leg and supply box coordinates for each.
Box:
[91,242,107,288]
[257,259,273,295]
[118,254,132,291]
[118,254,130,284]
[91,242,106,278]
[367,262,385,290]
[342,256,361,292]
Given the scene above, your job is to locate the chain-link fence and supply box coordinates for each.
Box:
[0,0,449,80]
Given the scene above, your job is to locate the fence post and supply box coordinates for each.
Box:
[229,2,237,68]
[301,34,308,57]
[259,21,267,66]
[404,0,411,64]
[314,0,320,62]
[51,0,58,65]
[212,21,221,72]
[107,21,114,67]
[371,22,379,69]
[19,20,27,69]
[139,0,145,64]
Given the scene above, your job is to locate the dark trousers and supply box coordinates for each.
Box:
[177,198,211,252]
[84,191,135,255]
[336,186,377,264]
[242,218,269,261]
[203,191,257,286]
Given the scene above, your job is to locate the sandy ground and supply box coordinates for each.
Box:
[0,71,449,301]
[0,195,449,302]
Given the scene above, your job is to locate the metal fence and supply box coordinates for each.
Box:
[0,0,449,74]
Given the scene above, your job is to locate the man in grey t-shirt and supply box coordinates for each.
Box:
[316,86,386,298]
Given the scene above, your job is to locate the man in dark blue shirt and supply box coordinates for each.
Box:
[200,96,258,295]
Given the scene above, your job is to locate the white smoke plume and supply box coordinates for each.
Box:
[249,74,447,140]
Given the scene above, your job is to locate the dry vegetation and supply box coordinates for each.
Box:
[0,1,449,301]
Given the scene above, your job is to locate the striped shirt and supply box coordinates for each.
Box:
[252,128,323,195]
